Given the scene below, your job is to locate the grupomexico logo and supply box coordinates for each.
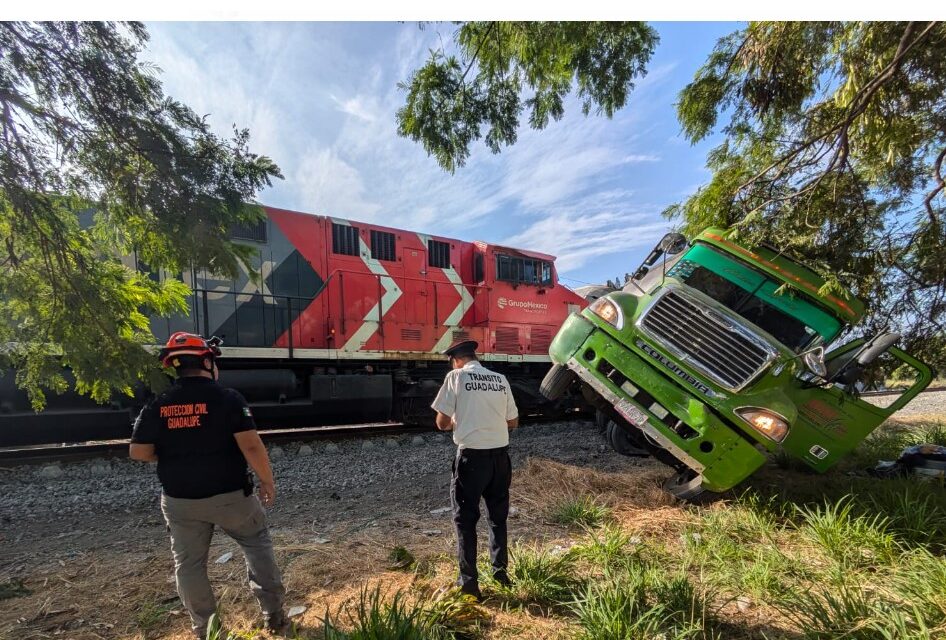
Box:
[497,297,549,313]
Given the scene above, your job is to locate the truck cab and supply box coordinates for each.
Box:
[541,227,933,499]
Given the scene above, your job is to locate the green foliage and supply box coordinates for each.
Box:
[397,22,658,172]
[670,22,946,371]
[0,22,281,407]
[548,494,610,528]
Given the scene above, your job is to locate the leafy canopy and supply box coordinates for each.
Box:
[397,21,658,172]
[667,21,946,370]
[0,22,281,408]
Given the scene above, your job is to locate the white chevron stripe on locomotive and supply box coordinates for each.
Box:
[339,220,402,352]
[416,233,475,354]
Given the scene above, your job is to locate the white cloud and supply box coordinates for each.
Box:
[330,94,378,122]
[293,148,381,220]
[622,154,660,163]
[502,209,668,274]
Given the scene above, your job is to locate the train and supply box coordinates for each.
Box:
[0,205,590,446]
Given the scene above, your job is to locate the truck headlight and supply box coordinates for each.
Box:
[589,297,624,330]
[735,407,789,443]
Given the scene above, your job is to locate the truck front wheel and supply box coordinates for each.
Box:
[540,364,576,400]
[662,469,711,503]
[606,420,650,457]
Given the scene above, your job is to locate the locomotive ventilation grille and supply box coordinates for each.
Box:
[639,288,774,391]
[494,326,521,353]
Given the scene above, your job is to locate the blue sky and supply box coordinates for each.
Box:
[145,22,739,288]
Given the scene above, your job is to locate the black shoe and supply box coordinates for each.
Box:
[493,572,512,588]
[457,581,482,601]
[263,610,290,634]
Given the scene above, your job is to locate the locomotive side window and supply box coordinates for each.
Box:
[496,253,552,286]
[230,219,268,243]
[370,230,396,261]
[474,253,485,282]
[332,223,360,256]
[428,239,451,268]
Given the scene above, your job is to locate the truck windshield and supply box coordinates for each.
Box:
[667,244,842,351]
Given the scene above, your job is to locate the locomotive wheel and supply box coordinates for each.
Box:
[606,420,650,457]
[539,364,576,400]
[662,469,713,503]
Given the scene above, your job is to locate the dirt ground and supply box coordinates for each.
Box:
[0,421,669,640]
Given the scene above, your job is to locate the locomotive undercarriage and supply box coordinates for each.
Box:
[0,358,581,447]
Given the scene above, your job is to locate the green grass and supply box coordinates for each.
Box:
[387,545,416,571]
[570,561,715,640]
[204,613,259,640]
[497,544,580,608]
[796,496,900,568]
[568,523,641,570]
[136,599,177,635]
[548,495,610,528]
[321,585,483,639]
[0,578,30,601]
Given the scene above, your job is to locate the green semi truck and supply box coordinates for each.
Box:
[541,228,934,500]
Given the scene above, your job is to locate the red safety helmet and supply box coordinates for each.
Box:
[158,332,223,368]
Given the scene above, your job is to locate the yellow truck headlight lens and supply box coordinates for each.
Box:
[735,407,789,443]
[589,297,624,329]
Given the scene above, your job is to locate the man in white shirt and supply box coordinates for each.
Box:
[431,340,519,599]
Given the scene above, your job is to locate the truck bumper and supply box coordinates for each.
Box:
[563,325,767,493]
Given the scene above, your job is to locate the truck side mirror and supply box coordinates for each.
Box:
[658,232,688,255]
[826,332,900,385]
[856,332,900,366]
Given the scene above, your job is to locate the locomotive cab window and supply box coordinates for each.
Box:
[428,239,451,268]
[495,253,552,286]
[370,230,396,261]
[332,223,360,256]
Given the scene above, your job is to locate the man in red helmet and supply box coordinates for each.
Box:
[129,332,287,637]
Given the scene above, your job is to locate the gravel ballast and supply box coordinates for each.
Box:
[0,419,618,522]
[2,391,942,526]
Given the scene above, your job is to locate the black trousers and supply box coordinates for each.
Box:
[450,446,511,591]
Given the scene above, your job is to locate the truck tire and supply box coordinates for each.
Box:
[662,469,712,503]
[595,409,609,434]
[606,420,650,457]
[540,364,575,401]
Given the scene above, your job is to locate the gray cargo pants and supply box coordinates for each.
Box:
[161,489,285,635]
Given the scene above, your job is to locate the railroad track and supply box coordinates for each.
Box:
[860,386,946,397]
[0,421,430,466]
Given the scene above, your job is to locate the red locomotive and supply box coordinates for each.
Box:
[0,206,588,446]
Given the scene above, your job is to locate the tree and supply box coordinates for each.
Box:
[0,22,281,408]
[667,21,946,370]
[397,21,658,172]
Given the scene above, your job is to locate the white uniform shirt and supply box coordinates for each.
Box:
[431,360,518,450]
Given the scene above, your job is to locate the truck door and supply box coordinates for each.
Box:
[792,342,933,471]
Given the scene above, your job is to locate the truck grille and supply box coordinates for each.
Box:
[639,289,773,390]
